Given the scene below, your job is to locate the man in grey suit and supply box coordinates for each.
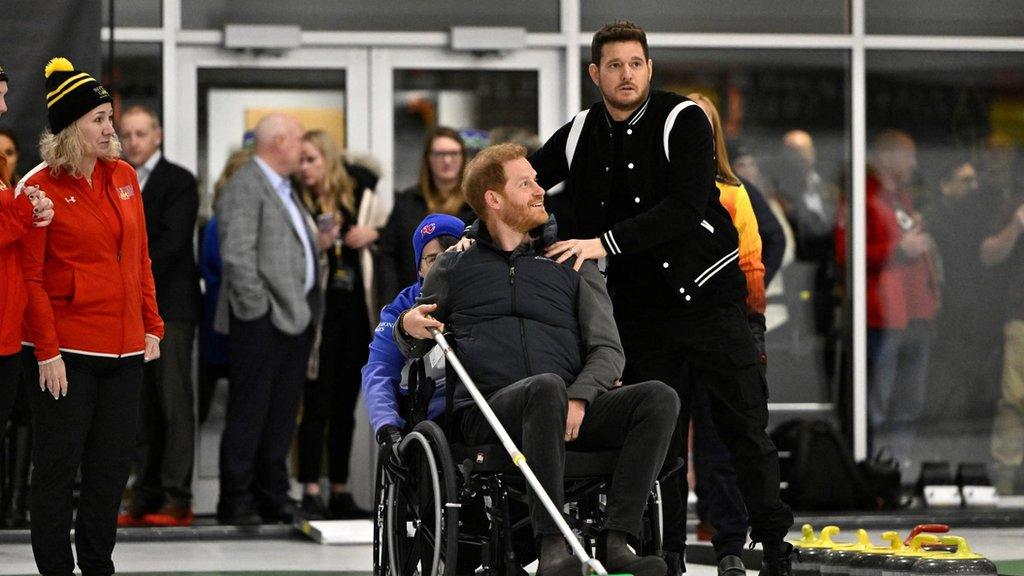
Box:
[214,113,321,525]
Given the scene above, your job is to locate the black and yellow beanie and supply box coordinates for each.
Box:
[44,57,112,134]
[0,64,8,82]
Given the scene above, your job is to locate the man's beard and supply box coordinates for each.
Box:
[604,84,648,113]
[499,201,547,234]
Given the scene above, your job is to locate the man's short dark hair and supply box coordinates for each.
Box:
[591,21,649,65]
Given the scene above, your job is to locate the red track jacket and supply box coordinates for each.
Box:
[20,158,164,362]
[0,155,34,355]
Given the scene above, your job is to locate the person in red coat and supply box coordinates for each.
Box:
[835,129,939,465]
[0,64,55,441]
[19,57,164,576]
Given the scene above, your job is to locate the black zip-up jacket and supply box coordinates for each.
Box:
[530,90,746,313]
[394,216,624,411]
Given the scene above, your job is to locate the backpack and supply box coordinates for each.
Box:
[771,419,877,511]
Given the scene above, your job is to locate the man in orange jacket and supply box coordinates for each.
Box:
[0,65,55,439]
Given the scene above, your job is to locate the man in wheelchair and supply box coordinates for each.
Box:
[395,143,679,576]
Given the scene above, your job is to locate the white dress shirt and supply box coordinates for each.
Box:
[135,150,161,190]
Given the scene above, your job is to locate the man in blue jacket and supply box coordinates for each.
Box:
[361,213,465,441]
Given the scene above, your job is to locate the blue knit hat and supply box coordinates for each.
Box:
[412,214,466,279]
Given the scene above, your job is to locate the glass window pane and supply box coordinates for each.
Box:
[866,51,1024,484]
[582,0,848,34]
[105,43,163,124]
[182,0,557,32]
[581,49,851,419]
[393,70,538,191]
[867,0,1024,36]
[102,0,161,27]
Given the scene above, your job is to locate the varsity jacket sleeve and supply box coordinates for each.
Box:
[362,285,418,434]
[393,251,454,358]
[134,173,165,340]
[0,189,33,248]
[147,169,199,265]
[529,120,572,192]
[599,105,717,256]
[568,261,624,404]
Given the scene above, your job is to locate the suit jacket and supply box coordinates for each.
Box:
[214,158,321,336]
[142,156,201,322]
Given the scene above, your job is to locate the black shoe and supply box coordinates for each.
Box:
[217,500,262,526]
[260,499,299,524]
[664,551,685,576]
[328,492,371,519]
[719,555,747,576]
[759,541,795,576]
[598,531,666,576]
[301,494,327,519]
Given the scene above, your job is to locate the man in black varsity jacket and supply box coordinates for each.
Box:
[117,105,201,526]
[529,21,795,576]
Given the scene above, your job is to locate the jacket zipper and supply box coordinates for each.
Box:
[509,262,533,375]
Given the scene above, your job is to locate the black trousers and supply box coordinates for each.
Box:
[459,374,678,537]
[219,313,311,508]
[692,378,749,559]
[616,300,793,550]
[30,353,143,576]
[0,353,19,436]
[135,321,196,506]
[296,304,369,484]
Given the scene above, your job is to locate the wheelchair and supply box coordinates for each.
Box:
[372,354,672,576]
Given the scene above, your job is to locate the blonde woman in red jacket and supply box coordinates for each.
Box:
[19,58,164,576]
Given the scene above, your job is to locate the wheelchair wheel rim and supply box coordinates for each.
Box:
[387,430,443,576]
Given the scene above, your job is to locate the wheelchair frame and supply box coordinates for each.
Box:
[372,332,665,576]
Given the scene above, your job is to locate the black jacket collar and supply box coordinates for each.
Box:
[602,93,652,129]
[467,214,560,256]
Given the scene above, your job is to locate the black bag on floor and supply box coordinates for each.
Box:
[772,419,876,511]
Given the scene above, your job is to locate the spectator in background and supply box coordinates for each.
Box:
[836,129,939,465]
[295,130,381,519]
[775,130,841,384]
[197,148,251,424]
[376,127,473,305]
[215,113,319,525]
[984,172,1024,495]
[728,140,787,285]
[923,157,1002,431]
[0,127,21,184]
[20,57,162,576]
[117,105,200,527]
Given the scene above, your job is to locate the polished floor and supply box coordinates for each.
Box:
[1,524,1022,575]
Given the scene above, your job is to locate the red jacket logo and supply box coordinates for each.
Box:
[117,185,134,200]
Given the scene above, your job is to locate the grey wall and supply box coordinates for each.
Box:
[0,0,101,175]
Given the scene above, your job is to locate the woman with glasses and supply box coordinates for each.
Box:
[375,127,473,305]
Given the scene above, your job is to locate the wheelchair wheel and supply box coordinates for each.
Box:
[386,420,459,576]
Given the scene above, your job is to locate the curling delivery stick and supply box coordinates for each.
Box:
[430,329,609,576]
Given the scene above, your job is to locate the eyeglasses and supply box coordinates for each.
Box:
[429,151,462,160]
[421,253,441,266]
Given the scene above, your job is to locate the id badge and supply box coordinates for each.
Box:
[330,265,356,292]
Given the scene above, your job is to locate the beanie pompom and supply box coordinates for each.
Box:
[45,57,74,79]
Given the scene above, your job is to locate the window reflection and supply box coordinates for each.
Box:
[866,51,1024,492]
